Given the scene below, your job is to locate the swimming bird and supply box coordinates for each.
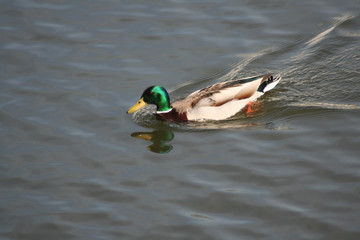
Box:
[127,74,281,122]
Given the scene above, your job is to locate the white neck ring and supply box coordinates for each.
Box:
[156,108,173,114]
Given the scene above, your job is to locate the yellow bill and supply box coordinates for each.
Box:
[127,98,147,114]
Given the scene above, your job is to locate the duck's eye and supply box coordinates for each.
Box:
[150,91,155,95]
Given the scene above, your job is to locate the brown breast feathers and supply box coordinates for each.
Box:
[155,109,188,122]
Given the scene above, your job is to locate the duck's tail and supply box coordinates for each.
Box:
[257,75,281,93]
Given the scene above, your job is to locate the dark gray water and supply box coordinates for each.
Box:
[1,0,360,239]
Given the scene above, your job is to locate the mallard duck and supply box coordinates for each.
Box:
[127,74,281,122]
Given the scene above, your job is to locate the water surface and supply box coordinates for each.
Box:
[1,0,360,239]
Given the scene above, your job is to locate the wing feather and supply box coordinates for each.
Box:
[171,74,270,113]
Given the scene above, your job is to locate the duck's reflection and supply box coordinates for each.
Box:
[131,129,174,154]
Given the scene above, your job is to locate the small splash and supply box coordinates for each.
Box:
[306,14,356,47]
[190,213,213,220]
[290,102,360,110]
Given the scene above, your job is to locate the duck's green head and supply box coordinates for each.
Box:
[127,86,171,114]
